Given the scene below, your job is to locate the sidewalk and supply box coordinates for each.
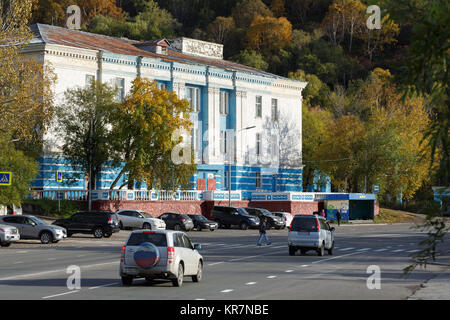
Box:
[408,267,450,300]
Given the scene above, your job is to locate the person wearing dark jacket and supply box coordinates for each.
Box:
[257,217,271,246]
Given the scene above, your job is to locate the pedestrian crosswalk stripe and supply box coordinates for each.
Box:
[339,247,354,251]
[392,249,405,252]
[374,248,388,252]
[406,249,420,253]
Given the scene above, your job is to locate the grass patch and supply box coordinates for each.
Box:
[375,208,419,223]
[22,199,87,219]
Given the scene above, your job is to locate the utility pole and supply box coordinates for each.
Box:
[88,116,93,211]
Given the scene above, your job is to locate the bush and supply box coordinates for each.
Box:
[21,199,87,219]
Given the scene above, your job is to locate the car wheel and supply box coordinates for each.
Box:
[327,241,334,255]
[121,276,133,286]
[143,223,151,230]
[119,221,124,230]
[289,246,296,256]
[317,243,325,256]
[240,222,248,230]
[172,263,184,287]
[0,242,11,247]
[52,240,60,243]
[93,227,103,238]
[197,225,202,231]
[174,224,181,231]
[192,261,203,283]
[40,231,53,244]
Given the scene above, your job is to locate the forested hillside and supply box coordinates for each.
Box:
[30,0,448,204]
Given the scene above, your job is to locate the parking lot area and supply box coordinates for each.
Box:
[0,223,449,300]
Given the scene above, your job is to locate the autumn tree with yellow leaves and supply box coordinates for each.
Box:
[108,78,196,191]
[0,0,56,206]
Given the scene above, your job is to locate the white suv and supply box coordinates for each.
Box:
[0,224,20,247]
[116,209,166,230]
[119,230,203,287]
[288,215,335,256]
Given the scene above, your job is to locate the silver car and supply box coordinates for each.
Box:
[288,215,335,256]
[0,215,67,244]
[0,223,20,247]
[116,209,166,230]
[120,229,203,287]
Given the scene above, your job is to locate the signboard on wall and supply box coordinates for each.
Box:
[325,200,349,220]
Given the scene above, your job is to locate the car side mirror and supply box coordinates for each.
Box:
[194,244,201,250]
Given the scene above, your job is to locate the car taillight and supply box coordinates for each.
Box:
[316,219,320,231]
[108,217,113,224]
[120,246,126,262]
[180,218,185,222]
[0,228,4,232]
[167,246,175,264]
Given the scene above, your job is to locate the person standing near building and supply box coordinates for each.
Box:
[320,209,326,219]
[336,209,341,226]
[257,217,271,246]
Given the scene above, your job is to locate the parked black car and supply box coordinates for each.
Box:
[210,206,260,230]
[52,211,120,238]
[188,214,218,231]
[245,207,284,229]
[157,213,194,231]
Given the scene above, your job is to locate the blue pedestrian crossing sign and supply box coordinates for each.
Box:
[56,171,63,183]
[373,184,379,194]
[0,172,12,186]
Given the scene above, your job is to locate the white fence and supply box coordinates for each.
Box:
[29,189,201,201]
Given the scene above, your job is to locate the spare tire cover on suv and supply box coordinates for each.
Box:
[133,242,160,269]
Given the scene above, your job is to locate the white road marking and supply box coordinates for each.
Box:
[42,290,80,299]
[311,251,361,264]
[407,250,420,253]
[392,249,405,252]
[246,282,257,285]
[374,248,388,252]
[208,262,224,266]
[88,282,118,290]
[227,249,286,262]
[77,255,86,258]
[272,245,286,249]
[195,298,206,300]
[356,248,371,252]
[267,275,277,279]
[221,289,234,293]
[285,270,294,273]
[0,261,119,281]
[13,261,23,264]
[339,247,354,251]
[301,265,309,267]
[17,251,28,253]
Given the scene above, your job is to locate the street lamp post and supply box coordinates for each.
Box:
[228,126,256,206]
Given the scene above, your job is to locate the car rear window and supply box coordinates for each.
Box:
[291,217,318,232]
[127,232,168,246]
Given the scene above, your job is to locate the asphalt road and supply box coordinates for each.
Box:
[0,223,448,300]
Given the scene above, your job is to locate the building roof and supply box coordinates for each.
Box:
[29,23,298,82]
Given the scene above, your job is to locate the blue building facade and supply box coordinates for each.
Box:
[27,24,307,200]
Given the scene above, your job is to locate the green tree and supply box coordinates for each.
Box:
[56,81,119,192]
[0,135,39,206]
[230,50,269,71]
[108,77,196,190]
[231,0,272,29]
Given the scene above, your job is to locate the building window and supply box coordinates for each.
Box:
[186,87,201,112]
[256,133,261,156]
[160,46,168,55]
[271,98,278,121]
[114,78,125,102]
[256,172,262,188]
[157,82,166,90]
[220,91,229,115]
[85,75,95,89]
[255,96,262,118]
[220,130,227,154]
[224,171,228,189]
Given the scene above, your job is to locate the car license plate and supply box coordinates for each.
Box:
[298,232,310,235]
[125,267,139,274]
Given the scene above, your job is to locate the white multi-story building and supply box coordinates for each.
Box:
[25,24,307,199]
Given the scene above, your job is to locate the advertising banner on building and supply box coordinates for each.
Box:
[325,200,349,220]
